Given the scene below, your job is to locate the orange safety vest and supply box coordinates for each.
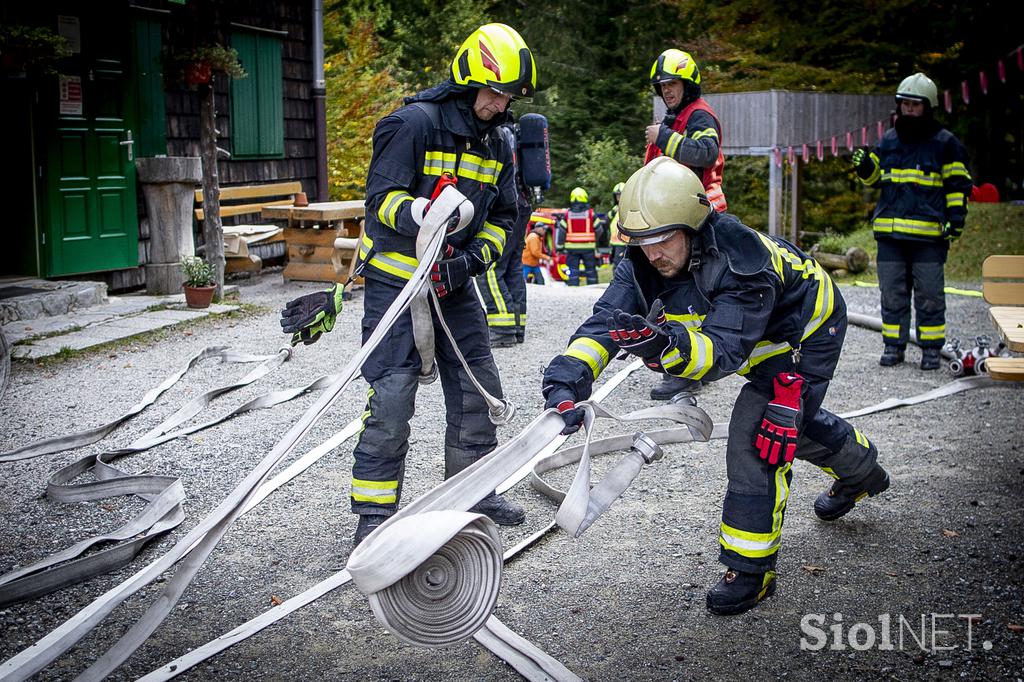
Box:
[644,97,727,212]
[565,207,595,249]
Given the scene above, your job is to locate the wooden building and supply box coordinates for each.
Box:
[1,0,328,291]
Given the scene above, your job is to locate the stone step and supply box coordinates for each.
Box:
[0,278,108,325]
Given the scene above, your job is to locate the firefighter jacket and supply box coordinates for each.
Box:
[644,98,727,212]
[608,205,626,247]
[565,201,596,250]
[544,212,840,400]
[858,119,971,242]
[360,91,518,285]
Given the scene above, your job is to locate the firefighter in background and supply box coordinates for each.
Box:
[542,158,889,615]
[281,24,536,547]
[851,72,972,370]
[476,120,532,347]
[608,181,628,267]
[564,186,599,286]
[645,48,727,400]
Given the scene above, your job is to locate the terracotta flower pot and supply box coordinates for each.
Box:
[183,284,216,309]
[185,61,212,86]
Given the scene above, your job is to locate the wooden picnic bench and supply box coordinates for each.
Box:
[261,200,365,284]
[982,254,1024,381]
[194,181,299,275]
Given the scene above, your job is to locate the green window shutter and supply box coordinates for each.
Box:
[133,18,167,158]
[231,32,283,158]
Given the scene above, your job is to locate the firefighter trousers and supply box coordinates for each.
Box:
[876,238,948,349]
[566,249,598,286]
[718,305,880,574]
[350,276,504,517]
[477,203,529,342]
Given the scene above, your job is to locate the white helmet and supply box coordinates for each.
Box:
[617,157,712,245]
[896,72,938,109]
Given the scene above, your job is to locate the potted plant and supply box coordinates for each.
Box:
[170,44,246,87]
[180,256,217,308]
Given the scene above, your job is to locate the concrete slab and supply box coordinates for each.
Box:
[98,315,192,333]
[142,309,209,322]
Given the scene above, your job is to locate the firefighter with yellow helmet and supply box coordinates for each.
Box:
[564,186,599,285]
[851,72,972,370]
[607,181,628,267]
[542,157,889,615]
[281,23,537,548]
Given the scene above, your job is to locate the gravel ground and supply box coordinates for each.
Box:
[1,271,1022,681]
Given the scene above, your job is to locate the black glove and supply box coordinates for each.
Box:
[542,383,585,435]
[280,283,345,346]
[430,245,486,297]
[607,299,673,367]
[942,220,964,242]
[851,147,875,180]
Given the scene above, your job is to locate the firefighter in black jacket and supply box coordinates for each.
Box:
[542,158,890,615]
[852,72,972,370]
[281,24,536,547]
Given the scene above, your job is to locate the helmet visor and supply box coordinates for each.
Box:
[622,228,682,246]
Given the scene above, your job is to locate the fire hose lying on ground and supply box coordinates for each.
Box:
[0,187,1007,680]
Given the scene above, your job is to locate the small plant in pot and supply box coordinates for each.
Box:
[180,256,217,309]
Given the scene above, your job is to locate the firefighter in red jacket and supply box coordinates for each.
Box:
[645,49,727,400]
[564,186,598,286]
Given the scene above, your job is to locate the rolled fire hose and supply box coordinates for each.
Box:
[0,186,470,682]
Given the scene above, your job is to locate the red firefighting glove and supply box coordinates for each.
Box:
[607,299,671,365]
[753,371,804,466]
[542,383,585,436]
[280,282,345,346]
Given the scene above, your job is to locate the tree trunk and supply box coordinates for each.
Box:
[199,82,225,299]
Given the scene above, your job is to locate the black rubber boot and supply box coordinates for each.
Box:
[489,332,517,349]
[353,513,388,548]
[920,347,941,370]
[706,569,777,615]
[469,491,526,526]
[650,375,702,401]
[814,464,890,521]
[879,345,905,367]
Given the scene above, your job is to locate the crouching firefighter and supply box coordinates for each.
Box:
[280,23,537,548]
[540,157,891,615]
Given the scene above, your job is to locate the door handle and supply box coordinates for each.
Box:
[119,130,134,161]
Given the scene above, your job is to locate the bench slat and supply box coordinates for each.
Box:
[196,199,294,221]
[195,181,302,204]
[985,357,1024,382]
[982,255,1024,304]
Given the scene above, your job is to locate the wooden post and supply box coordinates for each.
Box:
[199,82,225,298]
[790,159,801,246]
[768,155,782,237]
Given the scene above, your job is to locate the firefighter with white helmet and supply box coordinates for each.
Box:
[282,23,537,548]
[542,157,889,615]
[851,72,972,370]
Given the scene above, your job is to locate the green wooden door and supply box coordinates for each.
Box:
[41,14,139,277]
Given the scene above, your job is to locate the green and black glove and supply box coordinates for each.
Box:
[280,282,345,346]
[851,147,875,180]
[942,220,964,242]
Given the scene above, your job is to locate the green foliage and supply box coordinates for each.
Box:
[177,44,247,78]
[324,11,404,199]
[719,157,769,231]
[180,256,216,288]
[0,24,72,76]
[574,137,642,212]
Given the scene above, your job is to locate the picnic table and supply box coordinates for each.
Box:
[263,201,365,283]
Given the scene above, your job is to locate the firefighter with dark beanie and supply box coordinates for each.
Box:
[541,157,890,615]
[851,72,972,370]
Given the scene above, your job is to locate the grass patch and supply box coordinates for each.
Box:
[812,203,1024,283]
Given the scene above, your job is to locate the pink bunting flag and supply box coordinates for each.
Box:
[801,143,809,164]
[944,89,953,113]
[877,120,884,141]
[787,146,795,166]
[831,136,838,156]
[998,59,1006,83]
[961,80,970,104]
[773,147,782,168]
[846,131,854,150]
[816,140,824,161]
[861,127,868,146]
[1018,46,1023,71]
[979,70,988,95]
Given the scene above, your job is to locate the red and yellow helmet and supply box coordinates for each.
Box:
[451,24,537,100]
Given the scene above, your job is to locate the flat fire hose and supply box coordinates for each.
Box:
[0,185,473,682]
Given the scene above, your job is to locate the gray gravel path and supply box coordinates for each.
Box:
[1,272,1022,681]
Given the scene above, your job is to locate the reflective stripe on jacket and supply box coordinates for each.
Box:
[565,205,595,249]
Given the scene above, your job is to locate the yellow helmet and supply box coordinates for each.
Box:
[896,72,938,109]
[570,187,589,203]
[650,49,701,91]
[618,157,711,244]
[451,23,537,100]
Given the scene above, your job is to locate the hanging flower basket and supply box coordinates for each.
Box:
[184,61,212,86]
[167,44,246,89]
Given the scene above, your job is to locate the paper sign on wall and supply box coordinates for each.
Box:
[59,75,83,116]
[57,16,81,54]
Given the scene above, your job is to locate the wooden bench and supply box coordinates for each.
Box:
[261,201,365,284]
[194,181,299,275]
[982,254,1024,381]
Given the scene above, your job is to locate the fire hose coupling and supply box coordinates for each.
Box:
[631,432,663,464]
[488,399,517,425]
